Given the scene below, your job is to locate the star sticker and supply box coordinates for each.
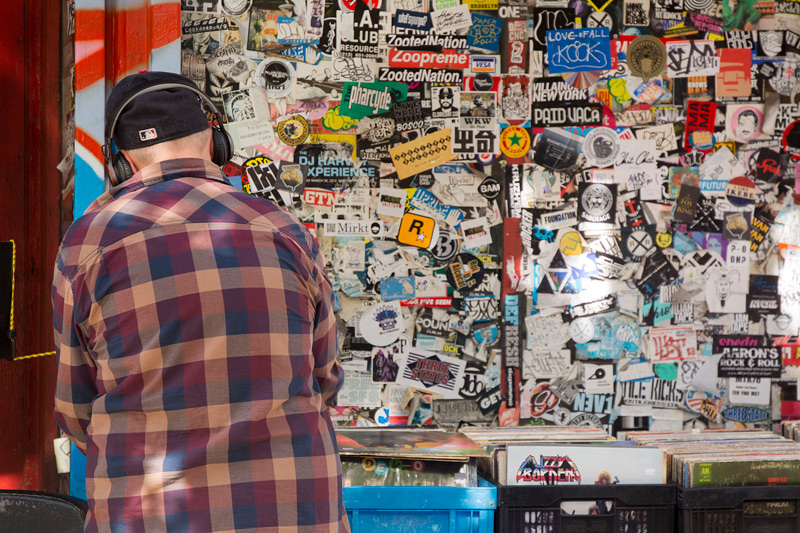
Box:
[508,132,523,146]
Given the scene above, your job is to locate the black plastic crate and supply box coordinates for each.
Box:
[678,485,800,533]
[497,484,675,533]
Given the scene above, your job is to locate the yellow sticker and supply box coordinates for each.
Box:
[500,126,531,159]
[560,231,583,256]
[397,213,437,248]
[656,232,673,248]
[389,128,456,180]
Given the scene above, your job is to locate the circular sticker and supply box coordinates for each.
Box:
[445,253,485,293]
[256,58,296,98]
[473,73,494,91]
[359,301,405,347]
[478,177,502,200]
[569,317,595,343]
[221,0,253,16]
[627,35,667,82]
[783,120,800,159]
[459,363,488,400]
[568,413,604,428]
[656,231,673,248]
[583,127,619,167]
[553,407,572,425]
[277,114,310,146]
[560,231,583,256]
[374,407,391,426]
[476,152,498,166]
[429,230,460,264]
[726,176,757,207]
[500,126,531,159]
[688,130,715,151]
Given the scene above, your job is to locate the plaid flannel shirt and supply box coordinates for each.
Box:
[53,158,348,532]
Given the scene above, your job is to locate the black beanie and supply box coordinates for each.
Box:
[105,71,210,150]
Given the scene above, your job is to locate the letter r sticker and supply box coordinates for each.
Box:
[397,213,437,248]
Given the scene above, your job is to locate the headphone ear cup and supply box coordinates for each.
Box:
[111,152,135,186]
[211,127,233,167]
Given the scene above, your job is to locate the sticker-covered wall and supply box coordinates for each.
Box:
[179,0,800,432]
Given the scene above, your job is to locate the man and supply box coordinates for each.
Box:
[53,71,349,532]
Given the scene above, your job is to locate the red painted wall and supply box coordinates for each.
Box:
[0,0,63,492]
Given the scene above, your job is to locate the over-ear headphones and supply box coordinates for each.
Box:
[103,81,234,186]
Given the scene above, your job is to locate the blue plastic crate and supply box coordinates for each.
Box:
[343,477,496,533]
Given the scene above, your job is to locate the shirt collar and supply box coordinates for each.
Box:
[87,158,231,214]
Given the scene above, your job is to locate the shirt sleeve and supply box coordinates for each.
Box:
[52,259,97,454]
[311,264,344,407]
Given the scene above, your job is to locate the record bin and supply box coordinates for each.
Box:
[678,485,800,533]
[343,476,497,533]
[496,484,676,533]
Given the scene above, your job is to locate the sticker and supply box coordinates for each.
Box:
[396,347,467,399]
[397,212,437,248]
[534,128,583,169]
[276,163,305,193]
[340,81,408,119]
[546,28,612,73]
[429,230,460,263]
[324,219,383,237]
[721,406,770,423]
[467,13,503,53]
[431,87,460,119]
[277,114,310,146]
[388,48,470,70]
[478,177,501,200]
[569,317,595,343]
[531,105,603,128]
[446,253,485,292]
[221,0,253,16]
[461,217,492,248]
[359,301,405,346]
[715,335,782,378]
[583,127,619,167]
[256,57,296,98]
[500,126,532,159]
[380,276,416,302]
[725,176,757,207]
[666,40,719,78]
[627,35,667,82]
[725,104,764,144]
[716,48,752,98]
[430,4,473,33]
[390,129,456,180]
[578,183,616,224]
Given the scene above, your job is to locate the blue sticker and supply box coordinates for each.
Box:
[467,14,503,53]
[380,276,416,301]
[546,27,612,73]
[395,9,431,31]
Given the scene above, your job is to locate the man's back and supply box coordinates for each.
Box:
[53,159,346,532]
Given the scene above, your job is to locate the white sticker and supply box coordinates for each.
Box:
[729,377,771,405]
[359,301,405,346]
